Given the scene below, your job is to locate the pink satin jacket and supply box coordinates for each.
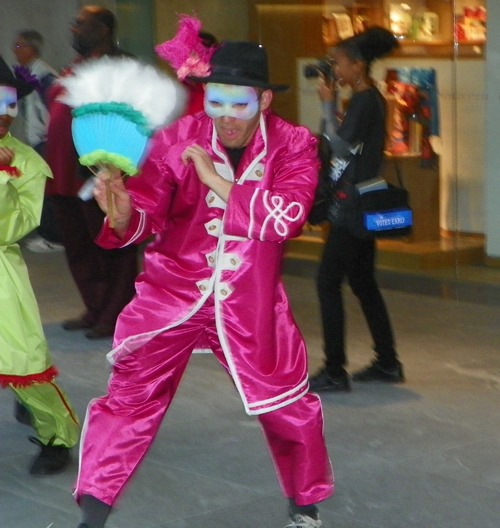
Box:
[96,111,319,414]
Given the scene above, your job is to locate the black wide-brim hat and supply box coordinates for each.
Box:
[189,41,289,92]
[0,56,33,99]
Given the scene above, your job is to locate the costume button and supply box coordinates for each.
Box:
[208,256,215,263]
[255,169,263,177]
[218,282,233,298]
[206,192,226,210]
[205,219,222,237]
[221,253,242,271]
[199,285,207,292]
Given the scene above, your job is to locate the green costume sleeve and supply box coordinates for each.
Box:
[0,134,52,246]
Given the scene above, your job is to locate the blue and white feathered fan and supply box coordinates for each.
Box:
[60,56,185,176]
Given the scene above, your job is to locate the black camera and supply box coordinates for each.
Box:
[303,58,334,81]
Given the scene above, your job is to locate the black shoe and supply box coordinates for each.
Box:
[29,436,72,475]
[286,513,322,527]
[62,318,92,331]
[14,399,32,426]
[308,368,351,392]
[351,360,405,383]
[85,323,115,340]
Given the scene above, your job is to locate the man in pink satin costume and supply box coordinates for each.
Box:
[74,42,334,528]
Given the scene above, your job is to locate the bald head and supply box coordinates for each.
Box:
[71,5,117,57]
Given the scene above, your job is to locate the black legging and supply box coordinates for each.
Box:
[51,195,138,328]
[317,225,397,376]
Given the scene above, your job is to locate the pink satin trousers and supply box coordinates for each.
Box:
[75,301,334,507]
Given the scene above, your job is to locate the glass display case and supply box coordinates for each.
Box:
[321,1,487,57]
[249,0,487,274]
[385,0,486,58]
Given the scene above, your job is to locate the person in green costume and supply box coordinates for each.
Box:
[0,56,80,474]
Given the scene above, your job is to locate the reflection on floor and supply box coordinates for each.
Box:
[285,258,500,307]
[287,224,488,271]
[376,234,485,270]
[2,249,500,528]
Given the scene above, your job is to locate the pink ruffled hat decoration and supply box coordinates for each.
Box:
[155,15,216,81]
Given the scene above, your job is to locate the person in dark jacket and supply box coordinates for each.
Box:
[309,28,405,393]
[45,6,138,340]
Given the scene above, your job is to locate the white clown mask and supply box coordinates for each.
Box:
[204,83,259,121]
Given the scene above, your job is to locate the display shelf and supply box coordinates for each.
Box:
[384,0,486,59]
[394,39,485,59]
[284,228,485,271]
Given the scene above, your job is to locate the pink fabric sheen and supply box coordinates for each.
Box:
[76,110,334,510]
[95,112,319,415]
[74,308,333,506]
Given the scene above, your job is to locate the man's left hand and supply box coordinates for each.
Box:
[181,144,233,203]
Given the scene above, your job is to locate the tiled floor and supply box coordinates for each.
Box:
[2,249,500,528]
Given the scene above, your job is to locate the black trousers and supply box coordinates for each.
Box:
[38,196,62,243]
[316,226,397,376]
[34,142,62,244]
[52,196,138,328]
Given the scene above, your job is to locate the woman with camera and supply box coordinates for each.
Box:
[309,27,405,393]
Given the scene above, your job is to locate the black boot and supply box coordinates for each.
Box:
[79,494,112,528]
[29,436,71,475]
[308,368,351,392]
[352,359,405,383]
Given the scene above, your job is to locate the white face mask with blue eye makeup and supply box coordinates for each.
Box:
[204,83,260,121]
[0,86,18,117]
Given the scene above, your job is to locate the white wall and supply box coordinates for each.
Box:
[485,1,500,257]
[1,0,80,72]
